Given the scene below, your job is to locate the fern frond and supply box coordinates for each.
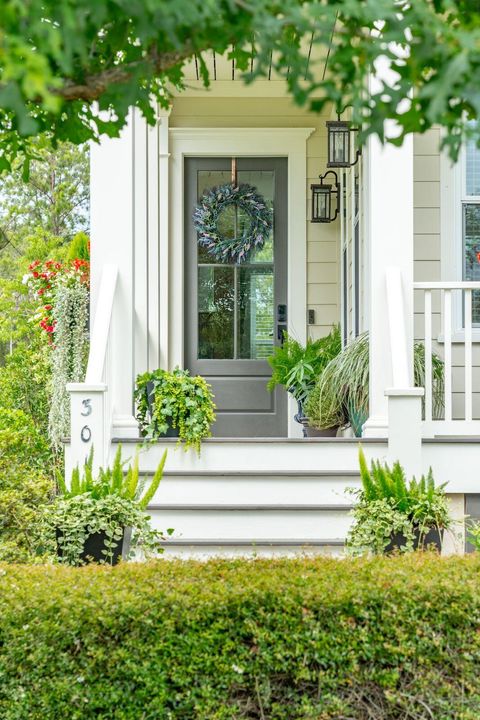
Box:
[139,450,167,511]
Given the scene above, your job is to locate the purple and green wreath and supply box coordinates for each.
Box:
[193,183,273,263]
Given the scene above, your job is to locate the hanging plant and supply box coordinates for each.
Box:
[193,182,273,263]
[48,281,89,449]
[25,258,90,339]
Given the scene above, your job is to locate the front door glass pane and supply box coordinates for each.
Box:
[464,203,480,324]
[198,266,234,359]
[238,267,274,359]
[197,166,275,359]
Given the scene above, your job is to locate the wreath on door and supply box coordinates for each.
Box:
[193,183,273,263]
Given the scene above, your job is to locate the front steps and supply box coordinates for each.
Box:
[112,437,387,557]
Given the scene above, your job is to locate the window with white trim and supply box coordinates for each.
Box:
[463,135,480,325]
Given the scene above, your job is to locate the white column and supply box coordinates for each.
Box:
[363,58,414,437]
[385,388,423,477]
[90,113,136,435]
[158,109,170,369]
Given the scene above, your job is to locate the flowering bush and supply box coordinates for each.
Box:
[25,258,89,337]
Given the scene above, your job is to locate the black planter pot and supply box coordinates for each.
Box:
[56,528,125,565]
[146,381,179,438]
[385,525,443,554]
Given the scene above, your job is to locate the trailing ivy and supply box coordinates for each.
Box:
[48,281,89,449]
[135,367,216,453]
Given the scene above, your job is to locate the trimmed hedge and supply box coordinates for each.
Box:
[1,556,480,719]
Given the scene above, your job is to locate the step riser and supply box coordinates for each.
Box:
[145,476,360,505]
[150,508,352,542]
[113,441,387,474]
[160,545,345,559]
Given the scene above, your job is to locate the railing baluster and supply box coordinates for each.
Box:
[465,289,473,422]
[444,289,452,422]
[424,290,432,422]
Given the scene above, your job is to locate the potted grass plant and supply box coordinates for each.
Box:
[266,325,341,435]
[305,332,444,437]
[347,448,451,555]
[48,447,170,565]
[135,367,216,453]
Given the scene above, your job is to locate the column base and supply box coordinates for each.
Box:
[362,416,389,439]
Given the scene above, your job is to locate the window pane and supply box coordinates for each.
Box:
[238,267,274,359]
[197,171,231,264]
[464,203,480,324]
[237,170,274,263]
[198,266,234,358]
[466,137,480,196]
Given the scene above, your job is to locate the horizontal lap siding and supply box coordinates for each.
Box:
[170,97,340,340]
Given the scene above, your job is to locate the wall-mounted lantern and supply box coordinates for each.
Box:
[310,170,339,223]
[327,115,361,168]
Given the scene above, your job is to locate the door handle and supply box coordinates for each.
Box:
[277,323,287,344]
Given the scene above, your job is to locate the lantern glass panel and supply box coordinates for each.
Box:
[328,123,350,167]
[312,185,331,222]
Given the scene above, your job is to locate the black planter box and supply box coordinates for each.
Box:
[146,381,179,438]
[385,525,443,554]
[56,528,125,565]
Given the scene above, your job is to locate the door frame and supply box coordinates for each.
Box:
[169,126,315,437]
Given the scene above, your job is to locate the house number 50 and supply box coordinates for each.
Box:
[81,398,92,443]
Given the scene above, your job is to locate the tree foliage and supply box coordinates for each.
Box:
[0,0,480,169]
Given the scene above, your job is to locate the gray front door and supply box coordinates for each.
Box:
[185,157,288,437]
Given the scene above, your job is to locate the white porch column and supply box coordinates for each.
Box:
[362,58,414,438]
[90,113,136,437]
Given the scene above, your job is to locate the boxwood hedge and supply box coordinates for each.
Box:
[1,555,480,719]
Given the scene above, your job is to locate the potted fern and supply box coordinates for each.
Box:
[347,448,451,555]
[49,447,170,565]
[266,325,341,434]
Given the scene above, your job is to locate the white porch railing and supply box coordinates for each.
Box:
[66,265,118,478]
[414,281,480,436]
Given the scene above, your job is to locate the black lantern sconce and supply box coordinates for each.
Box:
[310,170,339,224]
[326,114,361,168]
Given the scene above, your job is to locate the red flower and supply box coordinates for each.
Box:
[476,251,480,264]
[44,304,52,311]
[32,271,39,278]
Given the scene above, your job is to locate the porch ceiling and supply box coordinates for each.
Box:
[182,32,333,85]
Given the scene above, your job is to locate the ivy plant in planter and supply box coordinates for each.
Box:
[266,325,341,435]
[347,448,451,555]
[46,446,170,566]
[135,367,216,453]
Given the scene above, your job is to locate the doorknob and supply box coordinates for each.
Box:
[277,323,287,343]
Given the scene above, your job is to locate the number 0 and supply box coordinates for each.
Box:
[81,425,92,443]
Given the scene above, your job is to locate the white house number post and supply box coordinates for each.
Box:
[66,383,107,482]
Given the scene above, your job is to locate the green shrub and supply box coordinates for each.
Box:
[0,407,52,475]
[0,339,51,438]
[0,473,53,562]
[0,556,479,719]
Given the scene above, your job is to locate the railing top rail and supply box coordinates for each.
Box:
[85,264,118,384]
[414,281,480,290]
